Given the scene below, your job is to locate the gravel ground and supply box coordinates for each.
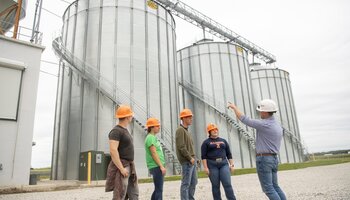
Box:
[1,163,349,200]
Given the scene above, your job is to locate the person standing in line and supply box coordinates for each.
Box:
[201,123,236,200]
[175,108,198,200]
[105,105,139,200]
[145,118,166,200]
[228,99,287,200]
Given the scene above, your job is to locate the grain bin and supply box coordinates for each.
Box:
[52,0,178,179]
[250,67,302,163]
[177,40,256,168]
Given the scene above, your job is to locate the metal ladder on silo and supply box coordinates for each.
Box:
[179,80,305,153]
[178,80,256,150]
[52,37,182,174]
[283,128,304,154]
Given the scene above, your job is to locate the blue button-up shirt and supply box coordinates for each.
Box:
[240,115,283,154]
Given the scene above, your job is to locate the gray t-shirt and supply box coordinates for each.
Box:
[108,125,134,161]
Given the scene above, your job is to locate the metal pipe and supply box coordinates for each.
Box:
[30,0,39,42]
[12,0,23,39]
[202,26,205,39]
[31,0,43,43]
[87,151,91,184]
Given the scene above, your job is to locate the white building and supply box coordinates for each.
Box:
[0,35,44,185]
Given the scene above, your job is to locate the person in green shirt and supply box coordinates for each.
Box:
[145,117,166,200]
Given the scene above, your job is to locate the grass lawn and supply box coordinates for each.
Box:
[32,154,350,182]
[30,167,51,180]
[278,154,350,171]
[140,154,350,183]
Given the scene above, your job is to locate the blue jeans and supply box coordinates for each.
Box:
[150,167,164,200]
[180,161,198,200]
[207,159,236,200]
[256,155,286,200]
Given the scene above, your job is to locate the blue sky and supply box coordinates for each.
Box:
[17,0,350,167]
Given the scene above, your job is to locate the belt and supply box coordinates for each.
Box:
[208,157,226,162]
[256,153,277,157]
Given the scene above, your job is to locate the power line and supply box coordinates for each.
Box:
[41,60,59,65]
[42,7,61,18]
[40,70,58,77]
[59,0,71,4]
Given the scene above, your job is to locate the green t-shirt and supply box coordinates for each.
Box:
[145,133,165,169]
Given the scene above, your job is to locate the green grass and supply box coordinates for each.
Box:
[31,167,51,173]
[31,167,51,180]
[312,153,350,160]
[31,154,350,182]
[279,159,350,171]
[141,154,350,183]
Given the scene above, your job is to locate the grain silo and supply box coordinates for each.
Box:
[0,0,27,32]
[250,67,303,163]
[52,0,179,179]
[177,40,257,168]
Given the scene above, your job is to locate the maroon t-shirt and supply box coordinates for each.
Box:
[108,125,134,161]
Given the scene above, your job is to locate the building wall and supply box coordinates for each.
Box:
[0,35,44,185]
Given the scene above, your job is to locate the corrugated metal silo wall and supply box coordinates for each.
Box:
[177,42,257,168]
[52,0,179,179]
[250,68,302,163]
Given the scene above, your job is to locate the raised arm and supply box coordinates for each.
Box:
[227,102,265,129]
[227,102,243,119]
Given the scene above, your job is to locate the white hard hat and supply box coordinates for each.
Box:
[256,99,278,112]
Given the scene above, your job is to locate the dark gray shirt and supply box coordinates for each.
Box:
[240,115,283,154]
[109,125,134,161]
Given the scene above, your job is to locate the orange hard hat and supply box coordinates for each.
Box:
[207,123,218,133]
[146,118,160,128]
[179,108,193,119]
[115,105,133,118]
